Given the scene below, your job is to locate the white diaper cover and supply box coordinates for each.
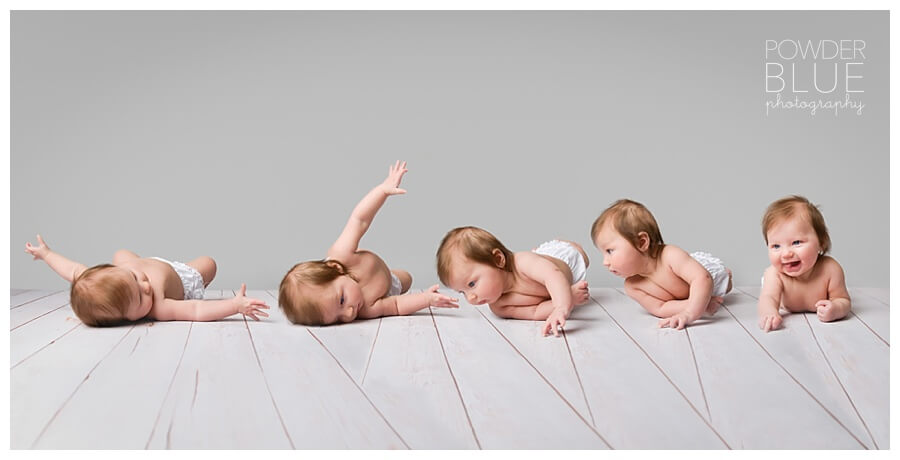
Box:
[532,240,588,283]
[690,251,730,298]
[388,272,404,296]
[150,257,206,300]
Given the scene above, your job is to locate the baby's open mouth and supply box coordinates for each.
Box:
[783,260,801,270]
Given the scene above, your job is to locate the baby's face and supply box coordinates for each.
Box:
[593,224,646,278]
[121,267,153,321]
[766,216,822,279]
[445,256,506,306]
[314,275,365,324]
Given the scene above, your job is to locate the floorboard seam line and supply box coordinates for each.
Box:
[10,290,64,309]
[145,322,193,449]
[562,329,596,428]
[855,289,889,307]
[590,294,731,449]
[307,328,411,449]
[719,304,869,449]
[11,323,82,369]
[428,307,482,450]
[683,328,713,422]
[244,318,296,449]
[360,318,383,387]
[801,314,877,449]
[475,308,613,449]
[31,324,137,448]
[11,303,70,331]
[850,312,889,347]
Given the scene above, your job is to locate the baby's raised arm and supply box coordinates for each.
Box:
[357,284,458,319]
[327,161,407,260]
[515,252,574,337]
[153,284,270,322]
[24,234,88,282]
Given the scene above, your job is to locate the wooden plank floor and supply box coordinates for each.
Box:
[9,287,889,449]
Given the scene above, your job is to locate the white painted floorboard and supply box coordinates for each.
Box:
[9,286,889,449]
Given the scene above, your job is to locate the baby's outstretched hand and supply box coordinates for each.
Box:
[542,308,568,337]
[380,160,408,196]
[233,283,270,321]
[25,234,50,260]
[425,284,459,308]
[759,312,783,332]
[658,310,695,330]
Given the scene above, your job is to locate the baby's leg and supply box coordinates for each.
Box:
[113,249,140,265]
[186,257,217,287]
[557,239,590,269]
[571,280,590,306]
[391,269,412,294]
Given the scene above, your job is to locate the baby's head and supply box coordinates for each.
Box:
[762,195,831,278]
[436,226,515,306]
[70,264,153,326]
[278,260,364,325]
[590,199,665,278]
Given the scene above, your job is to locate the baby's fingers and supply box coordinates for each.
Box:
[253,309,269,318]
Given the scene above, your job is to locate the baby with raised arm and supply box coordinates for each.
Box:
[24,235,269,326]
[436,226,591,337]
[591,199,732,330]
[758,195,850,332]
[278,161,458,326]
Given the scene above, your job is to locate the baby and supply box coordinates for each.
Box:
[757,195,850,332]
[24,235,269,326]
[591,199,732,329]
[279,161,459,325]
[436,226,591,337]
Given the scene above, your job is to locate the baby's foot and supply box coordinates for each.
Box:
[705,296,724,315]
[725,268,733,294]
[571,280,590,305]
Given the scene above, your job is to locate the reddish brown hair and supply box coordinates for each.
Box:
[590,199,665,259]
[279,260,354,326]
[70,264,132,327]
[762,195,831,254]
[436,226,516,286]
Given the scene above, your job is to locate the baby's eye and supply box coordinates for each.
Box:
[606,249,613,254]
[792,240,801,246]
[771,244,780,250]
[467,281,475,288]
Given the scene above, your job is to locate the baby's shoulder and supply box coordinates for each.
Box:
[816,255,845,277]
[658,244,691,267]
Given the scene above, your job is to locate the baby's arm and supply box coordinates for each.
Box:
[153,284,270,322]
[657,249,713,330]
[358,284,458,319]
[514,252,574,336]
[758,267,784,332]
[24,234,88,282]
[817,258,851,322]
[327,161,407,259]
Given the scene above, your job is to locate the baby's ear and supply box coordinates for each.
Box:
[636,232,651,252]
[492,248,507,269]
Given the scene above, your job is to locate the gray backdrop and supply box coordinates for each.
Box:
[11,11,889,290]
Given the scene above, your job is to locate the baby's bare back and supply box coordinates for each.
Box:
[494,251,574,308]
[119,258,186,302]
[635,248,694,301]
[343,250,393,306]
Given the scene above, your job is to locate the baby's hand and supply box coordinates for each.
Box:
[24,234,51,260]
[542,307,568,337]
[233,283,270,321]
[759,312,783,332]
[815,300,840,322]
[658,310,697,330]
[424,284,459,308]
[380,160,408,196]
